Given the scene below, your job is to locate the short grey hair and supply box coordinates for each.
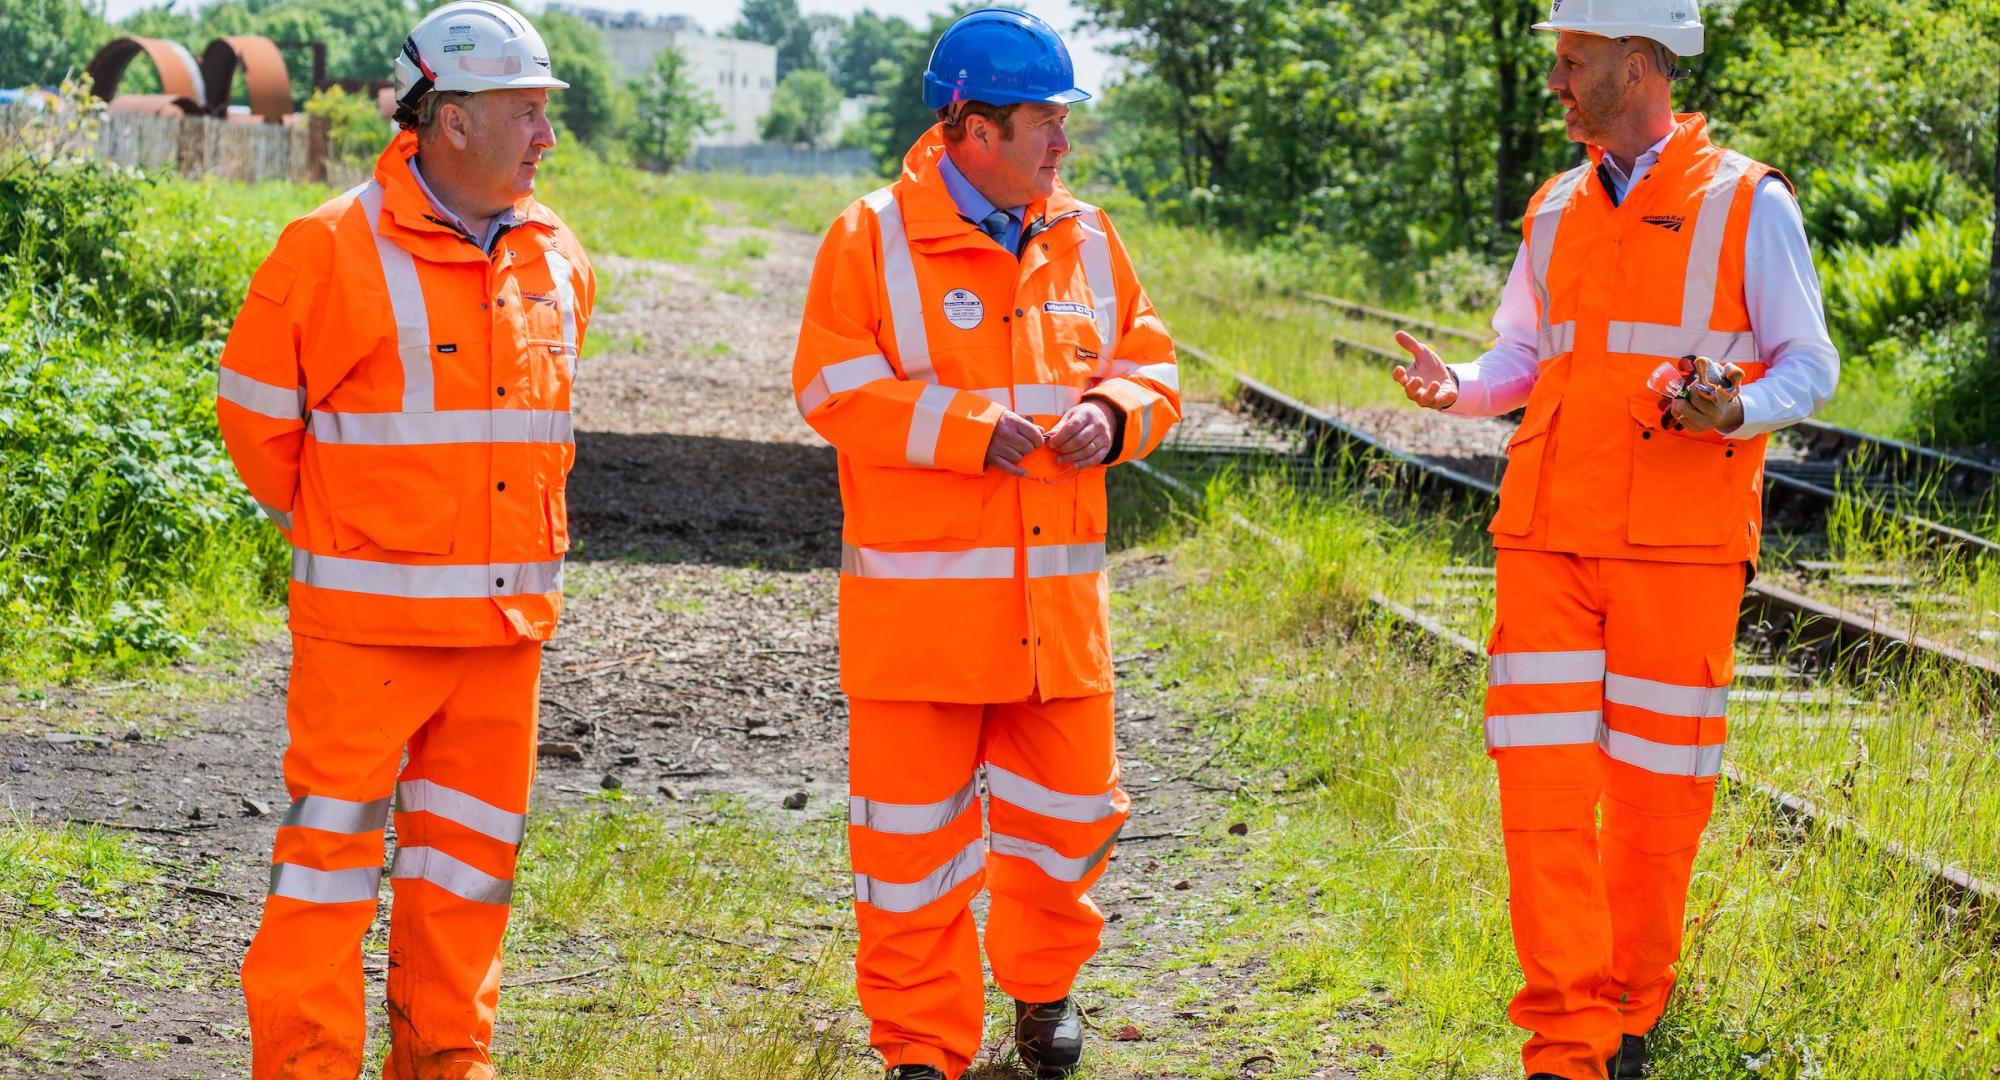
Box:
[409,90,475,137]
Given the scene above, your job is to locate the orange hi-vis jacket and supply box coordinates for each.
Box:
[1495,114,1784,566]
[216,131,594,647]
[794,127,1180,703]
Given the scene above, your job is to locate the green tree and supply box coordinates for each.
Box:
[731,0,822,80]
[0,0,110,89]
[859,7,965,174]
[833,10,915,96]
[760,69,841,147]
[628,44,717,171]
[536,9,633,149]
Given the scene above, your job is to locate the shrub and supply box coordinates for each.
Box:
[1798,156,1985,251]
[1819,213,1992,348]
[1413,248,1506,316]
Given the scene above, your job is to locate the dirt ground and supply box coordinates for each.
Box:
[0,219,1293,1078]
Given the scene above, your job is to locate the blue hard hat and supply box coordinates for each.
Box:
[923,8,1091,110]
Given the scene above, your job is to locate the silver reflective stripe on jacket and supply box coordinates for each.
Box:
[1526,163,1592,330]
[797,353,896,416]
[840,544,1014,581]
[1012,383,1084,416]
[355,183,435,413]
[1485,710,1603,750]
[308,409,573,446]
[985,763,1122,824]
[866,186,934,383]
[269,862,382,904]
[849,775,979,835]
[543,248,580,370]
[396,778,527,845]
[1025,543,1106,579]
[292,551,564,599]
[1074,205,1119,360]
[853,837,985,913]
[1488,649,1607,687]
[218,368,306,421]
[282,793,392,834]
[390,845,514,905]
[258,502,294,530]
[1098,360,1178,391]
[990,827,1120,884]
[905,383,957,468]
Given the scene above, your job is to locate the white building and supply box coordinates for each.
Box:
[546,5,776,147]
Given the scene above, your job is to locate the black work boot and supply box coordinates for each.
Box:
[884,1067,948,1080]
[1014,997,1083,1077]
[1608,1033,1651,1078]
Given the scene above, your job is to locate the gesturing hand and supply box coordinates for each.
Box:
[1046,400,1117,469]
[1392,330,1459,410]
[984,410,1045,477]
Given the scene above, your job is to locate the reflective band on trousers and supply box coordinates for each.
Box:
[1485,710,1603,749]
[218,367,306,421]
[865,186,934,383]
[1486,712,1726,777]
[854,837,985,913]
[269,862,382,904]
[905,382,956,469]
[391,845,514,905]
[1098,360,1179,391]
[397,778,527,845]
[1075,205,1120,360]
[990,826,1120,884]
[308,408,573,446]
[282,793,391,834]
[1025,543,1107,578]
[849,775,978,835]
[1488,649,1607,687]
[984,763,1121,824]
[292,550,564,599]
[1605,672,1729,718]
[354,182,436,414]
[796,353,896,416]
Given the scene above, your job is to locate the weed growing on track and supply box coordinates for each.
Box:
[1116,466,2000,1077]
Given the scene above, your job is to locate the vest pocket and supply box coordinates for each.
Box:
[328,491,460,555]
[845,465,982,544]
[1490,402,1557,537]
[1625,398,1741,548]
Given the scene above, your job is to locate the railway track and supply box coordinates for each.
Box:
[1142,339,2000,921]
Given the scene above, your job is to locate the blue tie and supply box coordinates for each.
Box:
[979,209,1013,247]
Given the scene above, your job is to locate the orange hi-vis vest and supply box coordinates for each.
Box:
[216,131,594,647]
[794,126,1181,703]
[1495,114,1785,565]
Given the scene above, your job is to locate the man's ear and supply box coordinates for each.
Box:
[443,99,475,150]
[965,112,992,154]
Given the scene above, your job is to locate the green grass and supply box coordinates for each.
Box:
[1107,466,2000,1077]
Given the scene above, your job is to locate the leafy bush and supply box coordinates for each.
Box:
[1798,156,1985,250]
[304,86,392,173]
[1414,248,1506,316]
[0,154,146,293]
[1820,213,1992,347]
[1888,320,2000,449]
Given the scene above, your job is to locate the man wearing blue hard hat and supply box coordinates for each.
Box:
[791,7,1181,1079]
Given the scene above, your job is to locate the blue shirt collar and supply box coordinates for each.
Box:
[937,149,1025,232]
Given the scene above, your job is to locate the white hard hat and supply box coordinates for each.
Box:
[394,0,568,114]
[1534,0,1705,58]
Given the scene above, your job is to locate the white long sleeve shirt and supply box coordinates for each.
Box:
[1444,138,1840,439]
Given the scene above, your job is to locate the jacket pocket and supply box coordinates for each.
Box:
[543,483,571,554]
[1490,400,1557,536]
[1074,468,1108,538]
[846,465,983,545]
[328,491,460,555]
[1625,399,1744,548]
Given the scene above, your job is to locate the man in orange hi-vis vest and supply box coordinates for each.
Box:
[1392,2,1838,1078]
[792,10,1180,1078]
[214,3,592,1074]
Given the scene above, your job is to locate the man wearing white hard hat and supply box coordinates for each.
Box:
[1388,2,1837,1078]
[219,2,593,1075]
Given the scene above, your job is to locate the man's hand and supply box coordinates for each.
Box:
[1047,400,1117,469]
[985,410,1046,477]
[1392,331,1459,410]
[1669,359,1746,434]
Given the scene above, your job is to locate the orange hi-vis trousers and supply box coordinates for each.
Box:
[1484,550,1742,1080]
[848,694,1128,1077]
[241,635,541,1080]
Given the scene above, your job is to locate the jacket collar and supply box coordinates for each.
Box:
[1586,113,1714,175]
[896,125,1085,245]
[370,130,559,256]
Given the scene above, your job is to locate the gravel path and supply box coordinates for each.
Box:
[1,217,1272,1077]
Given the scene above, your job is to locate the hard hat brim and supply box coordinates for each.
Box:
[431,74,570,93]
[1533,20,1704,57]
[922,81,1091,110]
